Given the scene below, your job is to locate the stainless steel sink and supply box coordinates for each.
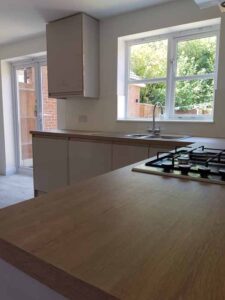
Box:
[146,135,188,140]
[126,134,149,138]
[126,134,188,140]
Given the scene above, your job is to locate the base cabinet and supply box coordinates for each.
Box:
[149,147,172,158]
[0,258,66,300]
[32,136,177,193]
[34,190,47,197]
[112,143,149,170]
[69,139,112,184]
[33,137,68,193]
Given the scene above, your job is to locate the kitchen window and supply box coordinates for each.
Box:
[124,25,219,121]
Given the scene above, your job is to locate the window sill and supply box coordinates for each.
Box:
[117,118,215,124]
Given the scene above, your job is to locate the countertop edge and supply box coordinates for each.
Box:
[30,130,191,147]
[0,238,119,300]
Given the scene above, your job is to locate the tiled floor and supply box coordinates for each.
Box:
[0,174,34,209]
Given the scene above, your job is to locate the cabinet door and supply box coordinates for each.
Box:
[149,147,172,158]
[69,139,112,184]
[82,14,99,98]
[33,137,68,192]
[47,15,83,97]
[112,143,149,170]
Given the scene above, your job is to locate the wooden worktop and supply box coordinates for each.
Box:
[31,129,193,147]
[1,141,225,299]
[31,129,225,148]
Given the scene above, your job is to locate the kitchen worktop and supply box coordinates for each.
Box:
[31,129,225,148]
[31,130,192,145]
[1,140,225,299]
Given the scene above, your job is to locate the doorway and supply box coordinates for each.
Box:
[12,57,57,172]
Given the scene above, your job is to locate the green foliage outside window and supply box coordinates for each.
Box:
[130,36,216,111]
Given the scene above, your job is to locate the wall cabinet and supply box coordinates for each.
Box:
[69,139,112,184]
[112,143,149,170]
[47,13,99,98]
[32,137,68,193]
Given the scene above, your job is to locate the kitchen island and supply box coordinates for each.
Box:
[1,140,225,299]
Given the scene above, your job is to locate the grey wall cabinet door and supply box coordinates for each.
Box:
[112,143,149,170]
[33,137,68,193]
[69,139,112,184]
[47,14,83,96]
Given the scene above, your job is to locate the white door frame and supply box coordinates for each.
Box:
[11,56,47,174]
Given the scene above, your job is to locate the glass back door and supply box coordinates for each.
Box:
[13,58,57,171]
[16,66,37,168]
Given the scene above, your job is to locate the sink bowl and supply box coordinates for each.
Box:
[126,134,149,138]
[145,134,188,140]
[126,133,188,140]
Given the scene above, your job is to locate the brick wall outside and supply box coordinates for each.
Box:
[128,84,161,118]
[41,66,57,130]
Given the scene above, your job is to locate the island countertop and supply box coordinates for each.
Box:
[1,141,225,299]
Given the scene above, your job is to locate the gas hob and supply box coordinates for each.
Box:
[133,146,225,185]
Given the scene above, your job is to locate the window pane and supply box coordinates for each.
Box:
[127,82,166,119]
[174,79,214,116]
[176,36,217,77]
[129,40,168,80]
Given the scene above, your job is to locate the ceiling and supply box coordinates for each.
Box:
[0,0,175,45]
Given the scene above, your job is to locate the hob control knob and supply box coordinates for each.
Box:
[178,155,190,165]
[219,169,225,181]
[198,166,211,179]
[179,164,192,176]
[161,162,173,173]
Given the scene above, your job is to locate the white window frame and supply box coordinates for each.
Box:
[125,25,220,121]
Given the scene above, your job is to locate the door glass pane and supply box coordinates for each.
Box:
[127,82,166,119]
[174,79,214,116]
[16,67,36,168]
[129,39,168,80]
[41,65,57,130]
[176,36,217,77]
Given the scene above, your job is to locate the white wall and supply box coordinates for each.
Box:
[0,68,6,174]
[58,0,225,138]
[0,61,16,174]
[0,34,46,175]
